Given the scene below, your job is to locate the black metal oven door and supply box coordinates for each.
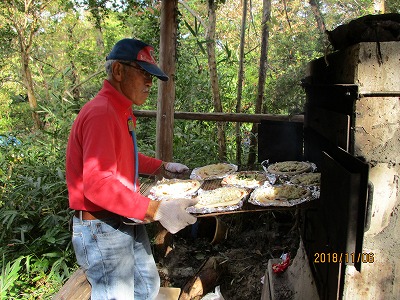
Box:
[318,147,369,299]
[320,147,369,269]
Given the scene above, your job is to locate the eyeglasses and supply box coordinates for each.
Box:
[118,61,153,80]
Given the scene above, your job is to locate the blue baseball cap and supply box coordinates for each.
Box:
[106,38,168,81]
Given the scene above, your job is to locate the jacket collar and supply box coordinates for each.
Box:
[101,80,133,112]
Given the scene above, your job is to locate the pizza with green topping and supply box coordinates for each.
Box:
[267,161,312,176]
[221,171,267,188]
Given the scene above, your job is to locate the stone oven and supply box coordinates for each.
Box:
[301,41,400,299]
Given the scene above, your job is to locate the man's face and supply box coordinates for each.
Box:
[118,62,154,106]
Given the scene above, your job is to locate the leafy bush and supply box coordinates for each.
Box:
[0,98,76,298]
[1,256,22,299]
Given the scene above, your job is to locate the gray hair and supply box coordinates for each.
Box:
[105,60,117,76]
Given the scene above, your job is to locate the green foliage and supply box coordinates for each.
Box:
[1,256,22,299]
[386,0,400,13]
[0,253,71,299]
[0,131,75,298]
[0,84,78,298]
[173,120,220,167]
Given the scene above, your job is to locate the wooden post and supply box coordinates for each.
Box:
[156,0,177,162]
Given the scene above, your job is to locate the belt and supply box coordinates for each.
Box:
[74,210,117,220]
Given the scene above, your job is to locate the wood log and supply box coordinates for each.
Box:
[179,256,224,300]
[52,268,91,300]
[154,224,174,260]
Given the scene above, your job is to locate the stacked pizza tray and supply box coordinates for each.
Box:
[189,163,238,181]
[190,164,282,213]
[147,161,320,216]
[186,185,249,214]
[261,160,317,183]
[249,160,320,207]
[149,163,250,215]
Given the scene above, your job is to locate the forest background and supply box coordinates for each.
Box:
[0,0,399,298]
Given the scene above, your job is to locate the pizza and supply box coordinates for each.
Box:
[250,184,311,206]
[149,178,201,199]
[221,171,267,189]
[290,173,321,186]
[190,163,238,180]
[189,186,248,212]
[266,161,312,176]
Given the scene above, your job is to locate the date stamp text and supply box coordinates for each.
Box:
[314,252,374,264]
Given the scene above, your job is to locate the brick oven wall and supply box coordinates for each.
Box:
[306,42,400,299]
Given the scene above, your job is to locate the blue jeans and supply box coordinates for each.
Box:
[72,216,160,300]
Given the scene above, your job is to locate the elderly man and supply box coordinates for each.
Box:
[66,38,197,300]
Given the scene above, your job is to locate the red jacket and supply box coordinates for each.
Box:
[66,80,162,220]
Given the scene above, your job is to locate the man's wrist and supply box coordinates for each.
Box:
[153,161,166,176]
[145,199,161,222]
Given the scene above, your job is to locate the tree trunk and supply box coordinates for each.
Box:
[373,0,385,13]
[6,1,43,129]
[206,0,227,161]
[67,24,81,102]
[308,0,328,49]
[156,0,178,162]
[247,0,271,166]
[88,1,105,56]
[235,0,248,166]
[21,51,42,129]
[309,0,326,34]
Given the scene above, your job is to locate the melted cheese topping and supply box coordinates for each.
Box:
[221,172,266,188]
[253,185,310,201]
[195,187,247,208]
[151,179,201,198]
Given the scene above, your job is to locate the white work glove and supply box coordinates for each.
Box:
[154,198,198,234]
[164,162,189,173]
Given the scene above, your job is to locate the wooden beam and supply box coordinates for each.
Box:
[156,0,178,161]
[134,110,304,123]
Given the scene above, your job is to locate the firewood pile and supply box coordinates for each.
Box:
[155,211,300,299]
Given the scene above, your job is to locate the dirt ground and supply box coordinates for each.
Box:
[155,210,301,299]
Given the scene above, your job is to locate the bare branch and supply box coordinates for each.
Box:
[178,0,207,28]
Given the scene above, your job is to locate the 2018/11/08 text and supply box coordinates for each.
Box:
[314,252,374,263]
